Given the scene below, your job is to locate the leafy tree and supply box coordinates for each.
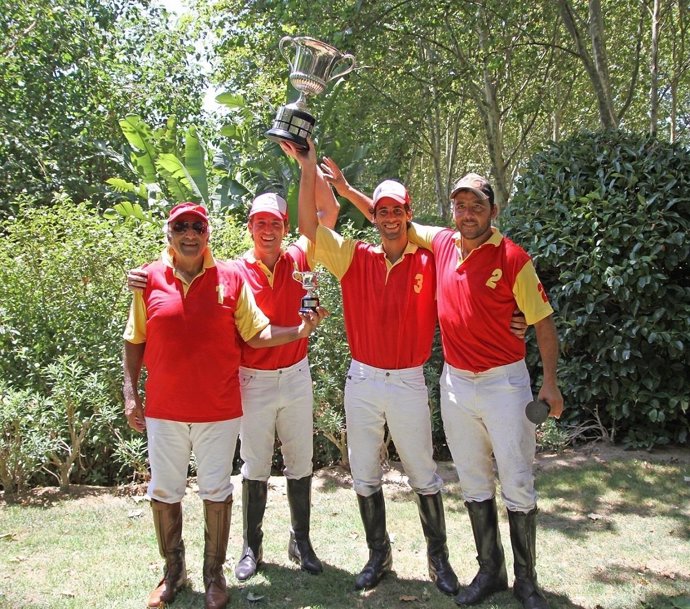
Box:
[0,197,163,485]
[0,0,207,212]
[502,130,690,448]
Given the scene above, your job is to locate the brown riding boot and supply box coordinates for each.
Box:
[203,496,232,609]
[147,499,187,608]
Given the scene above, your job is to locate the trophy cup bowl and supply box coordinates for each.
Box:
[266,36,355,150]
[293,270,320,314]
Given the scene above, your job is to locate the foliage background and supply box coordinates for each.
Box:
[502,130,690,449]
[1,0,689,491]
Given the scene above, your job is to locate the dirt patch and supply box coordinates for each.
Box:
[2,442,688,507]
[535,441,690,473]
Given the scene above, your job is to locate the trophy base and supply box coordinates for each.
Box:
[299,296,319,314]
[266,106,315,150]
[299,306,318,314]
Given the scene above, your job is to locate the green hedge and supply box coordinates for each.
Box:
[502,130,690,448]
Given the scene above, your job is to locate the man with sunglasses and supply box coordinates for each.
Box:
[128,185,339,581]
[123,202,325,609]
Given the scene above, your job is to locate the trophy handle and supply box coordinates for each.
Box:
[328,53,356,82]
[279,36,297,71]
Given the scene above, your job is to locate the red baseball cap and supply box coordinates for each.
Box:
[372,180,410,209]
[168,202,209,223]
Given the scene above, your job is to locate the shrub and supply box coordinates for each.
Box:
[502,130,690,449]
[0,196,162,485]
[0,382,52,496]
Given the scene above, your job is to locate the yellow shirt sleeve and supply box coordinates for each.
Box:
[234,282,270,342]
[408,222,444,251]
[513,261,554,325]
[295,235,317,270]
[313,225,357,280]
[123,291,147,344]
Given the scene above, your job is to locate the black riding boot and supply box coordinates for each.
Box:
[286,475,323,574]
[455,498,508,605]
[234,479,267,581]
[415,492,459,595]
[508,507,550,609]
[354,490,393,590]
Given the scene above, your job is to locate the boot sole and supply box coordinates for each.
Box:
[288,553,323,574]
[354,567,393,591]
[455,582,509,606]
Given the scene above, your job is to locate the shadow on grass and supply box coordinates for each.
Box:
[590,560,690,588]
[166,562,464,609]
[535,459,690,540]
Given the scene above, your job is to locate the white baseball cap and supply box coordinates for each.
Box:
[249,192,288,220]
[372,180,410,209]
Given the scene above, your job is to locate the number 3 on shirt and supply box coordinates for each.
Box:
[414,273,424,294]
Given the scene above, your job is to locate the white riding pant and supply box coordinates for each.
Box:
[440,359,537,512]
[146,417,240,504]
[239,357,314,481]
[345,359,443,497]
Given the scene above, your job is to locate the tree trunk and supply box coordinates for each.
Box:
[649,0,661,135]
[478,21,510,209]
[556,0,618,129]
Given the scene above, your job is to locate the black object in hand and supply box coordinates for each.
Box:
[525,399,551,425]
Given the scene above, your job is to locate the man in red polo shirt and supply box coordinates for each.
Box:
[127,188,338,584]
[283,140,459,597]
[407,174,564,609]
[231,190,337,581]
[123,202,325,609]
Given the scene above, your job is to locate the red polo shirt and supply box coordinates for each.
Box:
[124,249,269,422]
[410,224,553,373]
[315,226,437,369]
[238,240,312,370]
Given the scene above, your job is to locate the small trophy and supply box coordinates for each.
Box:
[266,36,356,150]
[293,271,320,314]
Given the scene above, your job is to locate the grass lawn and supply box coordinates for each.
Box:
[1,444,689,609]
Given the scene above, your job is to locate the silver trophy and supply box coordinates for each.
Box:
[266,36,356,150]
[293,270,320,314]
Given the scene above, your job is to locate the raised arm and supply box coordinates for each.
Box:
[320,156,374,223]
[315,164,340,230]
[280,139,319,242]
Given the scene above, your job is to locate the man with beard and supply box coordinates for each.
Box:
[407,174,564,609]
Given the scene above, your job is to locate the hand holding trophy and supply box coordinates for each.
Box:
[266,36,356,150]
[293,271,320,314]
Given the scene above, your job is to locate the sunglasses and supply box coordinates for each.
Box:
[171,221,208,235]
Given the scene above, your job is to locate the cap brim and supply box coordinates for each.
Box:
[450,186,489,200]
[169,209,208,223]
[374,195,407,208]
[248,208,287,221]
